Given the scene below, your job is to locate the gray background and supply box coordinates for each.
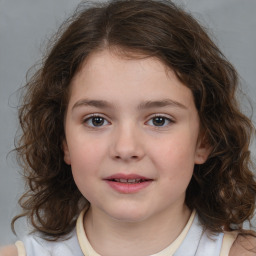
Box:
[0,0,256,246]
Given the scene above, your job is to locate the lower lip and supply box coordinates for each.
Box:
[105,180,152,194]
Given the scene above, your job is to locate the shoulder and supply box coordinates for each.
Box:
[0,245,18,256]
[229,234,256,256]
[21,229,81,256]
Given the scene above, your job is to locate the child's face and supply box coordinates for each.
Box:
[63,49,210,223]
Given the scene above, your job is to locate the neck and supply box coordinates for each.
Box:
[84,204,191,256]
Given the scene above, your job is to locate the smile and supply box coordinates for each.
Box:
[111,178,148,184]
[104,174,153,193]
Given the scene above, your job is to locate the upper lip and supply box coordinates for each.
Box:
[104,173,152,181]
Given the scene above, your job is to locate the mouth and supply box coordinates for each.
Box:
[104,174,153,193]
[109,178,151,184]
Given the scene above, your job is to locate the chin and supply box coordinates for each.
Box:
[105,206,151,223]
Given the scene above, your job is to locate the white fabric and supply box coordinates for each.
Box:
[16,210,230,256]
[19,229,83,256]
[175,214,223,256]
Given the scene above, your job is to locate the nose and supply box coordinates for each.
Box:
[110,123,145,161]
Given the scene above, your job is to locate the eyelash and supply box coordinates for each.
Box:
[146,114,174,127]
[82,114,174,128]
[82,114,110,128]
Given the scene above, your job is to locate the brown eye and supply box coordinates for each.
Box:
[92,117,105,126]
[83,115,109,127]
[146,116,173,127]
[152,117,166,126]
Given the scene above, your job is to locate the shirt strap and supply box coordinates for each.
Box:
[220,231,238,256]
[15,241,26,256]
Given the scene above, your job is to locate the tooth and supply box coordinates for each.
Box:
[112,178,144,183]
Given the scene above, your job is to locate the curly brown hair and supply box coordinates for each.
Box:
[13,0,256,239]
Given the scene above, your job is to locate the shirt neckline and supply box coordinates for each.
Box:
[76,208,196,256]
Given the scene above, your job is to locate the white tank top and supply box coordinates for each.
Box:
[15,209,237,256]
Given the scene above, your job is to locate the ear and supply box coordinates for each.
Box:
[62,140,71,165]
[194,133,212,164]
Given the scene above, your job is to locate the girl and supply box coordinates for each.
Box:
[1,0,256,255]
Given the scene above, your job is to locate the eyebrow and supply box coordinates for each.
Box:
[72,99,112,110]
[138,99,187,110]
[72,98,187,111]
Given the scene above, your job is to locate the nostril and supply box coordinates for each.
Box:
[114,155,139,160]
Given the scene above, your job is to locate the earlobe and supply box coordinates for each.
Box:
[194,135,212,164]
[62,140,71,165]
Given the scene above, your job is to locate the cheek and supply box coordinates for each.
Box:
[72,145,101,170]
[69,141,106,200]
[150,134,197,175]
[67,135,106,178]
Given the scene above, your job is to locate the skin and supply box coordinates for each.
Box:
[62,49,210,256]
[0,246,18,256]
[230,236,256,255]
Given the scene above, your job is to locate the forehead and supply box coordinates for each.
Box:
[73,48,175,85]
[69,49,195,109]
